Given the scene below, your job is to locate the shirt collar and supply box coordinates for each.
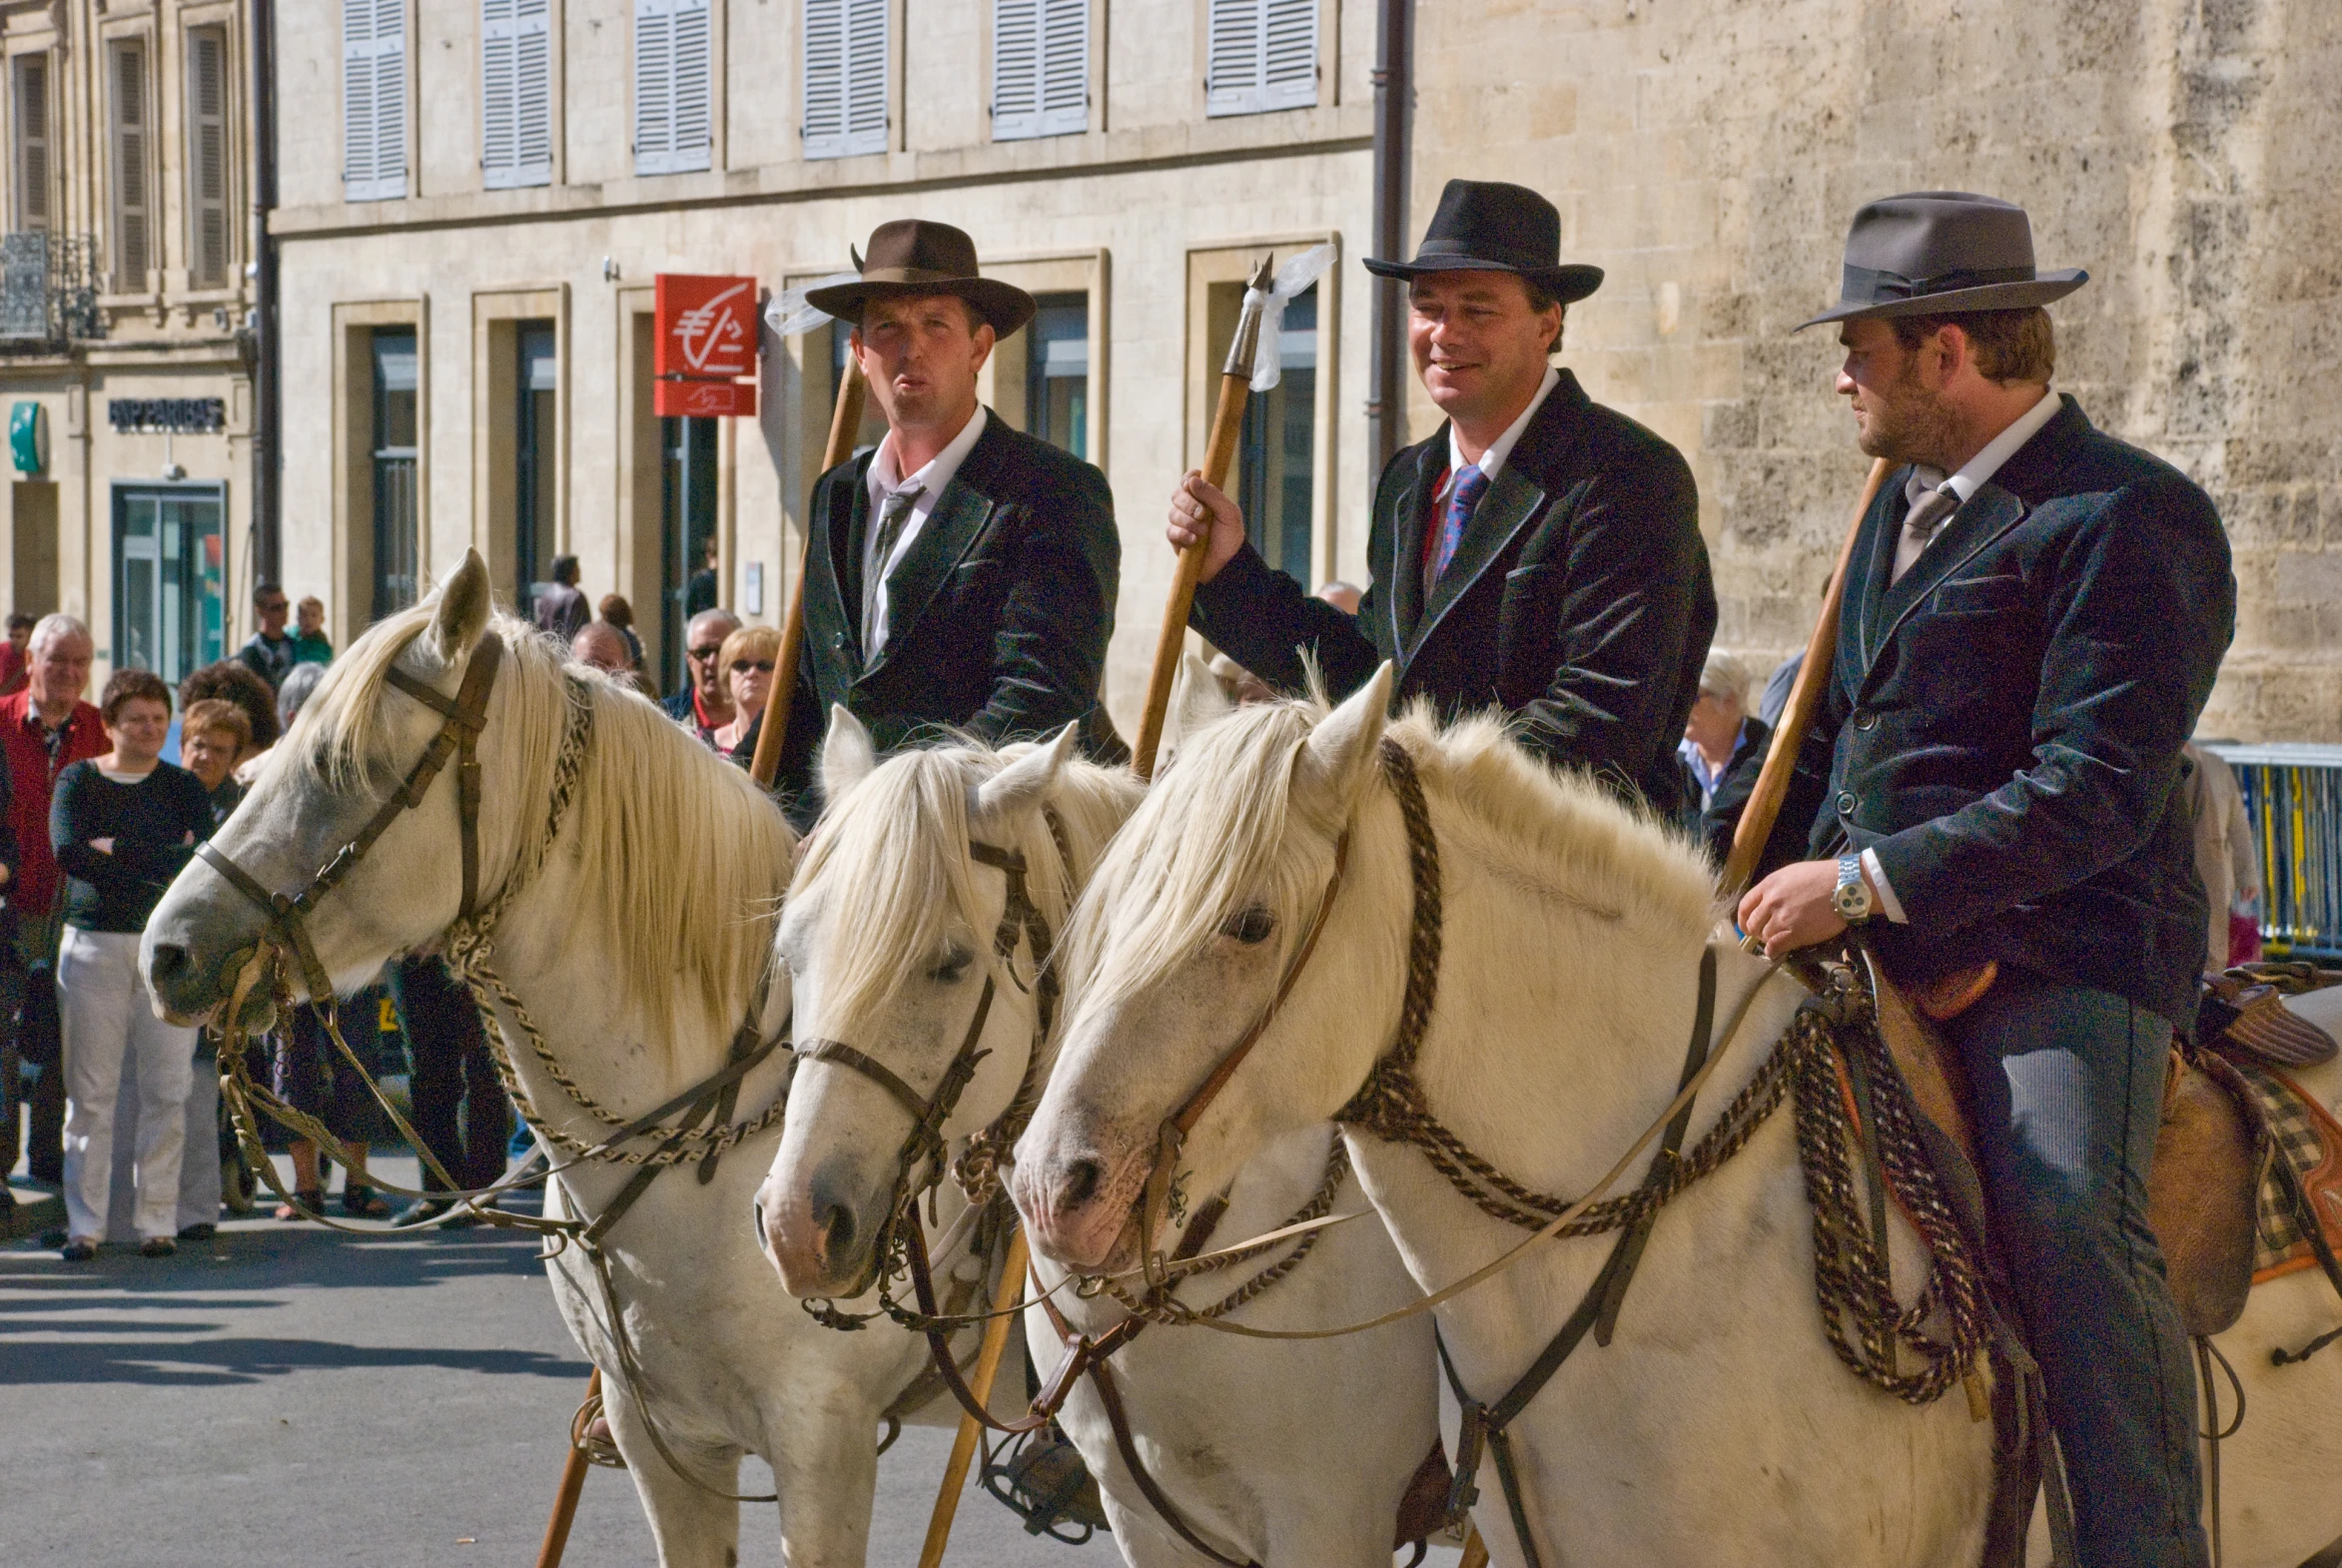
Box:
[868,403,989,508]
[1911,387,2060,503]
[1446,365,1560,488]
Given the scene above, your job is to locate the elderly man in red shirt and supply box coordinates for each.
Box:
[4,613,104,1187]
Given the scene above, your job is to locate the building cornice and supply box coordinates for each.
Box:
[272,105,1374,241]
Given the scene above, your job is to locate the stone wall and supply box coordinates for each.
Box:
[1411,0,2342,741]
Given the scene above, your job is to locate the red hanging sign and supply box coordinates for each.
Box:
[654,273,760,416]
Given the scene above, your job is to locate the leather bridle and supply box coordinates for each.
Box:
[195,628,506,1010]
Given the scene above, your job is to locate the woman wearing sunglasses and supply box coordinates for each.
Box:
[712,623,781,759]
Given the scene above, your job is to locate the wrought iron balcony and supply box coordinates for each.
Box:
[0,233,104,347]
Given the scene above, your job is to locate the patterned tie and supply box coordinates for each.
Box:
[1891,473,1960,584]
[1425,463,1489,592]
[862,485,922,649]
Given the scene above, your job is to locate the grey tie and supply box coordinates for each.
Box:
[1891,479,1960,584]
[862,486,922,649]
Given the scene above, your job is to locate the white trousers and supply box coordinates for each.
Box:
[106,1039,221,1237]
[60,927,198,1241]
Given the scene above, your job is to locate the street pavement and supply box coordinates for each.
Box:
[0,1154,1134,1567]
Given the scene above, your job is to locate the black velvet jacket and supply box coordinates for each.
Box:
[1766,397,2235,1028]
[770,412,1121,815]
[1190,370,1715,816]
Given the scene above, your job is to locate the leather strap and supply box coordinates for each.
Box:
[1088,1346,1257,1567]
[1593,946,1717,1344]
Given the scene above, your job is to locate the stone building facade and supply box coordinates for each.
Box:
[267,0,1377,718]
[1405,0,2342,741]
[0,0,259,688]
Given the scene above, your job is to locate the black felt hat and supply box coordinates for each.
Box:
[804,220,1037,337]
[1800,192,2087,329]
[1363,180,1604,304]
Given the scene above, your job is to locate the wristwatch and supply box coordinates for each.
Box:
[1832,854,1875,923]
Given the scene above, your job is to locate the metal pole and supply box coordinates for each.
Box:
[1365,0,1413,479]
[250,0,281,585]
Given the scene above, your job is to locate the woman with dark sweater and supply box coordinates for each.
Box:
[53,669,213,1259]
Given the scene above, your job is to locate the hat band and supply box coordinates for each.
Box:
[857,266,984,287]
[1843,262,2038,303]
[1413,237,1551,268]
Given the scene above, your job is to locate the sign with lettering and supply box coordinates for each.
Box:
[654,274,760,416]
[109,397,225,434]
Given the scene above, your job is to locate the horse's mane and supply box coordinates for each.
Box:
[283,605,793,1064]
[1067,694,1719,1017]
[791,735,1141,1042]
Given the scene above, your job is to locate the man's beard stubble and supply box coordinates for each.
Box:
[1857,358,1961,470]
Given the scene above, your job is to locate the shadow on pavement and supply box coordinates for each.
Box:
[0,1333,589,1386]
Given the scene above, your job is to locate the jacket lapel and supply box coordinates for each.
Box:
[859,420,1003,682]
[1859,482,2030,694]
[1384,436,1438,651]
[1853,467,1910,674]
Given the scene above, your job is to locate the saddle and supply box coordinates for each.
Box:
[1869,958,2342,1339]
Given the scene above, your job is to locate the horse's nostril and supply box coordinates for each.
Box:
[1057,1159,1101,1210]
[751,1198,769,1248]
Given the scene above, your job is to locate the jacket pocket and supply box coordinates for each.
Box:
[1931,572,2025,614]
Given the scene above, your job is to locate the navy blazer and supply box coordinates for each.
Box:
[770,412,1122,815]
[1771,396,2235,1028]
[1190,370,1715,816]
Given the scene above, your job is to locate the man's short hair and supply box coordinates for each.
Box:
[6,612,34,633]
[688,607,742,641]
[29,612,89,657]
[1697,649,1753,706]
[551,554,580,585]
[182,698,253,754]
[1519,281,1567,356]
[1891,307,2054,386]
[253,580,285,609]
[181,659,281,751]
[100,667,173,724]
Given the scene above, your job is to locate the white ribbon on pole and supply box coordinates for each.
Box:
[1246,244,1338,392]
[763,272,863,338]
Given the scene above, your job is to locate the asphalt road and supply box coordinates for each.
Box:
[0,1154,1131,1568]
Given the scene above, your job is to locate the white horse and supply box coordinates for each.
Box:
[143,552,946,1568]
[755,705,1440,1566]
[1014,664,2342,1568]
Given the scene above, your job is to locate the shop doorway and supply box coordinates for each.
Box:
[112,482,225,684]
[659,414,718,692]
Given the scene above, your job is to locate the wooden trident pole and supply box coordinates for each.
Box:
[1131,253,1277,780]
[1720,455,1893,899]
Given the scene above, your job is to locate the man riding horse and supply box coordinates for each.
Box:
[1739,192,2236,1568]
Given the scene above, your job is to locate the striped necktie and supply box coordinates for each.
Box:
[1425,463,1489,592]
[862,485,922,649]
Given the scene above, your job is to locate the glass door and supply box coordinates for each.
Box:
[113,483,225,683]
[371,328,419,620]
[514,323,558,617]
[659,414,718,692]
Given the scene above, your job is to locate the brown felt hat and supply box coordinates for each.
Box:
[803,220,1036,337]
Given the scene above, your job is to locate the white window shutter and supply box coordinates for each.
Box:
[345,0,406,200]
[1206,0,1313,117]
[1039,0,1088,136]
[806,0,886,160]
[486,0,553,188]
[636,0,710,176]
[1260,0,1316,111]
[991,0,1040,141]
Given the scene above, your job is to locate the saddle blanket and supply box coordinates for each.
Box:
[2228,1057,2342,1282]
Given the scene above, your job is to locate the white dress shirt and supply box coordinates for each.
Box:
[862,404,989,659]
[1863,388,2061,925]
[1432,366,1562,509]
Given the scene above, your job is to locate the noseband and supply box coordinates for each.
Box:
[195,629,505,1008]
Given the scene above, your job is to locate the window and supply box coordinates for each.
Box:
[187,28,230,287]
[13,54,49,232]
[1027,294,1089,458]
[1235,284,1316,584]
[635,0,711,176]
[803,0,887,160]
[114,485,227,686]
[371,329,419,620]
[483,0,553,189]
[515,323,558,609]
[108,40,151,290]
[993,0,1085,141]
[1205,0,1316,118]
[344,0,406,201]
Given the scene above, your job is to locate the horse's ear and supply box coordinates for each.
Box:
[1176,650,1233,734]
[975,723,1077,826]
[820,705,877,804]
[430,548,493,662]
[1293,662,1392,823]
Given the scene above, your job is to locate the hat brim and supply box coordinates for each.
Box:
[1797,270,2087,331]
[803,277,1038,338]
[1363,255,1605,305]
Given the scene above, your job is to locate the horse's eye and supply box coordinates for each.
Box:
[1221,906,1276,946]
[930,945,975,983]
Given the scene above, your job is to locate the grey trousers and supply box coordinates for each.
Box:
[1944,977,2209,1568]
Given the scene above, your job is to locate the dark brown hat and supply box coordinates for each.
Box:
[803,220,1036,337]
[1800,192,2086,329]
[1363,180,1603,305]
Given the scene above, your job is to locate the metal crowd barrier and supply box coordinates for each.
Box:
[2204,742,2342,963]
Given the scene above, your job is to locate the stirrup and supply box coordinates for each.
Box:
[979,1425,1108,1543]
